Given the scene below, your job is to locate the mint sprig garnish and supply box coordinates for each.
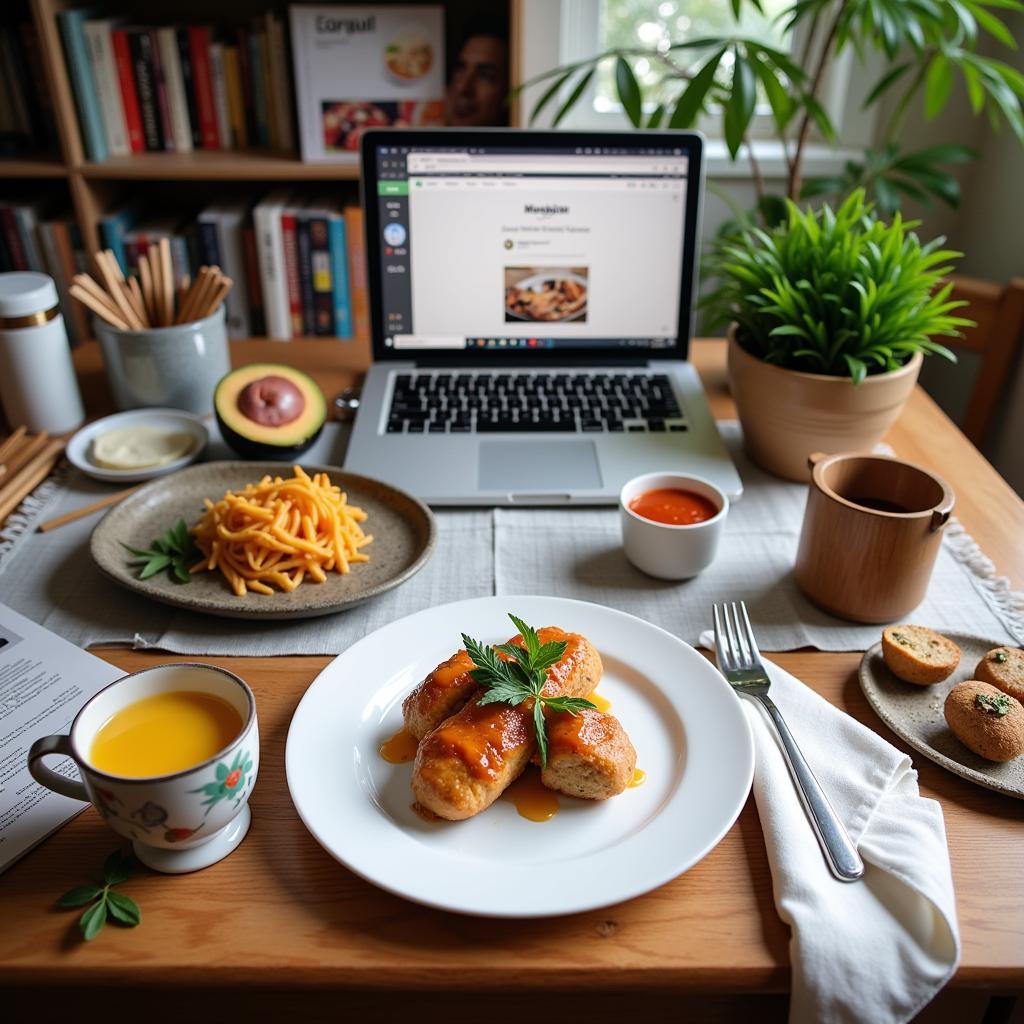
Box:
[462,613,596,767]
[56,850,141,941]
[121,518,197,583]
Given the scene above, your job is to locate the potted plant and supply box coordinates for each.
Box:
[701,190,972,480]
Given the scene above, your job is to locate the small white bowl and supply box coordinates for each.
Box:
[620,472,729,580]
[66,408,208,484]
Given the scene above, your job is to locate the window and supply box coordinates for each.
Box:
[593,0,793,118]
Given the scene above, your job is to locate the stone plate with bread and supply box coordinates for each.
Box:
[859,629,1024,800]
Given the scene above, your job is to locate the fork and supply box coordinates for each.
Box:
[713,602,865,883]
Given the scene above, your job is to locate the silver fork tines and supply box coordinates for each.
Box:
[713,601,865,883]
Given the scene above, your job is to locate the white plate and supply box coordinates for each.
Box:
[286,595,754,917]
[66,408,208,483]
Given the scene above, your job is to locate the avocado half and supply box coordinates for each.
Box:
[214,364,326,460]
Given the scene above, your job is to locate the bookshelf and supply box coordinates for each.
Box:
[2,0,520,290]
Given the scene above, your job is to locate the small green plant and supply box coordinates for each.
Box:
[702,189,973,383]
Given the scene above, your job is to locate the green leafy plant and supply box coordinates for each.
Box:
[521,0,1023,217]
[122,518,197,583]
[703,189,973,382]
[56,849,142,941]
[462,614,595,767]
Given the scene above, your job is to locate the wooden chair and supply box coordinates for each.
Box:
[943,275,1024,446]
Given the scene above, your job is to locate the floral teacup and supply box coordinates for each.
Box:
[28,663,258,874]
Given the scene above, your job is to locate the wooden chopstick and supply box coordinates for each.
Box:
[0,425,27,465]
[37,485,138,533]
[0,439,64,525]
[1,430,50,481]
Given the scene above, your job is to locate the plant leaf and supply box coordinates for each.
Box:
[138,554,172,579]
[925,54,954,119]
[533,697,549,769]
[528,67,576,126]
[723,52,757,158]
[506,614,541,661]
[476,680,533,706]
[106,892,141,927]
[57,885,102,908]
[614,56,643,127]
[80,899,108,941]
[531,640,568,677]
[863,62,912,107]
[103,850,133,886]
[552,67,595,128]
[669,48,726,129]
[543,696,598,715]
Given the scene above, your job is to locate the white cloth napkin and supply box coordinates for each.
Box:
[699,631,960,1024]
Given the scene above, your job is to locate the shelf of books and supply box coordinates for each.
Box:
[0,0,516,341]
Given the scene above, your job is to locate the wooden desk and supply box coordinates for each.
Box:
[4,340,1023,1023]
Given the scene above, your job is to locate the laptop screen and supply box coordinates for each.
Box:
[361,130,703,364]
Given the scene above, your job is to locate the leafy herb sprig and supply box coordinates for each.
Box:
[121,518,197,583]
[56,850,141,941]
[462,614,595,767]
[975,692,1012,718]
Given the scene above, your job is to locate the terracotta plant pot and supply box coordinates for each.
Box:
[726,325,922,481]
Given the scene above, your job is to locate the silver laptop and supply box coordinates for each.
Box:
[345,129,742,505]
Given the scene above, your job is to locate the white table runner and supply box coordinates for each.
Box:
[0,422,1020,655]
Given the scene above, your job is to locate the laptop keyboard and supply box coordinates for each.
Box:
[385,372,688,435]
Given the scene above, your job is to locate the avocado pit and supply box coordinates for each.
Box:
[238,375,305,427]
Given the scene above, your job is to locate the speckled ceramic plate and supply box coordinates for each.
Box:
[859,632,1024,800]
[90,461,436,620]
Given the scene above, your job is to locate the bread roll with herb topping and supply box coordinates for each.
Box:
[881,625,960,685]
[541,707,636,800]
[944,681,1024,762]
[974,647,1024,704]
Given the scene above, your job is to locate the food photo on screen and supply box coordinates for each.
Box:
[504,267,588,323]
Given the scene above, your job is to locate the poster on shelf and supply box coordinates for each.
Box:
[289,5,445,164]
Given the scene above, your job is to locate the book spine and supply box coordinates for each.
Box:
[39,221,84,346]
[254,195,291,339]
[327,214,352,339]
[213,211,251,338]
[242,225,265,336]
[124,234,141,273]
[295,217,316,337]
[0,207,27,270]
[281,213,302,336]
[128,29,162,151]
[157,28,193,154]
[111,29,144,153]
[247,28,269,148]
[198,219,221,267]
[208,43,232,150]
[258,18,278,151]
[188,26,219,150]
[170,236,189,283]
[222,45,247,149]
[58,10,108,161]
[308,217,333,336]
[19,24,59,151]
[176,27,202,148]
[266,14,295,153]
[83,21,129,156]
[236,28,259,150]
[13,206,44,272]
[344,206,369,340]
[148,29,175,152]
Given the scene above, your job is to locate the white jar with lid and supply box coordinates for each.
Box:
[0,272,85,434]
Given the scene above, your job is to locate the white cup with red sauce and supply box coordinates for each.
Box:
[619,472,729,580]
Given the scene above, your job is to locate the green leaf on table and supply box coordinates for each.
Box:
[57,885,102,908]
[106,892,141,927]
[103,849,133,886]
[80,899,108,941]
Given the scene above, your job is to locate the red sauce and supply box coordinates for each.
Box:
[628,487,718,526]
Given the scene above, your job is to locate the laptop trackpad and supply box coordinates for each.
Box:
[478,440,602,492]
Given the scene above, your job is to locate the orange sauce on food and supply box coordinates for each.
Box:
[628,768,647,788]
[628,487,718,526]
[379,726,418,764]
[586,690,611,713]
[503,766,559,822]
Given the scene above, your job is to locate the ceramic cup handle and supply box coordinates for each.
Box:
[28,735,89,802]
